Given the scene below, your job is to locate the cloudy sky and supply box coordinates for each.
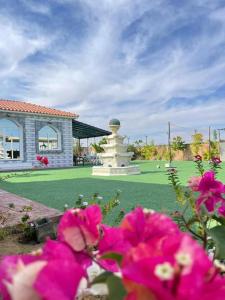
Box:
[1,0,225,143]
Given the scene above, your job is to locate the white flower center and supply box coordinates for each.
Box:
[143,208,155,214]
[154,262,174,280]
[175,252,192,266]
[214,260,225,272]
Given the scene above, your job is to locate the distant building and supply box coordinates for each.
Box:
[0,99,110,170]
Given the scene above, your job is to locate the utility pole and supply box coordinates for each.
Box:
[208,126,211,160]
[145,135,148,145]
[218,129,221,158]
[168,121,172,164]
[87,138,89,154]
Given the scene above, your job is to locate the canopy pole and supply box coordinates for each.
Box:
[87,138,89,154]
[78,138,81,156]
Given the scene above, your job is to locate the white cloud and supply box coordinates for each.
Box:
[0,0,225,143]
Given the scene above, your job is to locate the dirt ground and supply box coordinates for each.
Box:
[0,233,42,257]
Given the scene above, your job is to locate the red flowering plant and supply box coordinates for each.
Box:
[167,155,225,261]
[36,155,49,167]
[1,205,225,300]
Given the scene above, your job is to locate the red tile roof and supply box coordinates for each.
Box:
[0,99,77,118]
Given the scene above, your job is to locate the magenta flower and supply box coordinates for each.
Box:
[122,234,225,300]
[196,171,225,215]
[194,155,202,162]
[98,225,130,272]
[36,155,42,162]
[188,176,201,192]
[211,157,222,165]
[120,207,180,247]
[58,205,102,251]
[218,204,225,217]
[0,240,85,300]
[41,156,49,166]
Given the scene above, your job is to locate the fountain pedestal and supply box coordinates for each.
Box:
[92,119,140,176]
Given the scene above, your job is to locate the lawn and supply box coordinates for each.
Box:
[0,160,224,223]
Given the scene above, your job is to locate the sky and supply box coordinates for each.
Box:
[1,0,225,144]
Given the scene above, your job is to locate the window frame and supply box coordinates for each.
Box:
[37,125,62,153]
[0,118,23,161]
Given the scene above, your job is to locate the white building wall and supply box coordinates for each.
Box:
[0,112,73,170]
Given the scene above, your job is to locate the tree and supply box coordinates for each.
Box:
[91,137,107,153]
[141,141,158,160]
[171,136,186,151]
[190,132,203,155]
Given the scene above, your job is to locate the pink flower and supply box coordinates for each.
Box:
[58,205,102,252]
[188,176,201,192]
[36,155,42,162]
[0,240,85,300]
[211,157,222,165]
[194,155,202,162]
[120,207,179,247]
[218,204,225,217]
[41,156,49,166]
[98,225,130,272]
[196,171,225,215]
[122,234,225,300]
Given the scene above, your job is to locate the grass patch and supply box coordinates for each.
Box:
[0,160,224,223]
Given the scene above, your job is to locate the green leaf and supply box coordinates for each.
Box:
[91,271,113,285]
[91,272,127,300]
[100,252,123,266]
[107,275,127,300]
[208,225,225,259]
[211,216,225,226]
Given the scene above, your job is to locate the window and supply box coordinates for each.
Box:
[0,119,21,160]
[38,126,60,151]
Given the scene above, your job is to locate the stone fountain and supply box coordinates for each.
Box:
[92,119,140,176]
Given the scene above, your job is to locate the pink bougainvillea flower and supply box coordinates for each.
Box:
[218,204,225,217]
[98,225,130,272]
[194,155,202,162]
[34,259,84,300]
[36,155,42,162]
[41,156,49,166]
[41,239,91,269]
[58,205,102,252]
[188,176,201,192]
[122,234,225,300]
[0,241,85,300]
[120,207,179,247]
[0,255,40,300]
[211,157,222,165]
[196,171,225,214]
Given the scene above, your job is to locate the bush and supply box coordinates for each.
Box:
[141,143,158,160]
[127,144,141,160]
[171,136,186,151]
[190,132,203,155]
[91,138,107,153]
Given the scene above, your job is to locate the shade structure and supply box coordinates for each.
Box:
[72,120,111,139]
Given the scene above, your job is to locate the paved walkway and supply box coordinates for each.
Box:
[0,189,61,228]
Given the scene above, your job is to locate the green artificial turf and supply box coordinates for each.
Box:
[0,160,224,223]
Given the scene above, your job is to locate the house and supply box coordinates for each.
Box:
[0,99,110,170]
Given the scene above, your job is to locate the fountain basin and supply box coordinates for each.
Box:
[92,165,140,176]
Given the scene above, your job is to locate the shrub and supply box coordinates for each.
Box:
[171,136,187,151]
[141,143,158,160]
[190,132,204,155]
[91,138,107,153]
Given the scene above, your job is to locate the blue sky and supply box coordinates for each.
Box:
[1,0,225,143]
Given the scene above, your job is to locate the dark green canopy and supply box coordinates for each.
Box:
[72,120,111,139]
